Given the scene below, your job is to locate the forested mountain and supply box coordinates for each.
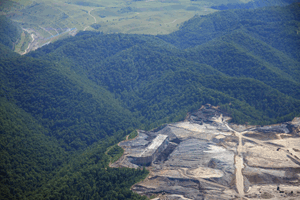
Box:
[0,15,21,50]
[211,0,298,10]
[1,3,300,199]
[0,17,148,200]
[160,3,300,59]
[0,16,20,59]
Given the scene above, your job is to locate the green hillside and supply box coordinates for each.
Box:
[0,16,148,200]
[1,3,300,200]
[0,98,67,199]
[183,32,300,99]
[159,3,300,59]
[28,4,300,124]
[0,15,22,50]
[0,55,137,150]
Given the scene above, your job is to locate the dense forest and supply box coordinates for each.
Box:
[1,3,300,199]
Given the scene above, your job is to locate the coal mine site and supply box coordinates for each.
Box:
[111,105,300,200]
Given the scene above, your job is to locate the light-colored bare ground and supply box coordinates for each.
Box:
[241,134,300,165]
[178,168,230,190]
[212,114,223,123]
[152,194,193,200]
[291,117,300,125]
[150,166,224,180]
[235,155,244,197]
[244,145,299,168]
[246,184,300,199]
[270,138,300,159]
[226,120,300,168]
[215,134,226,139]
[204,144,227,153]
[150,168,186,179]
[168,194,193,200]
[188,167,224,178]
[175,121,206,132]
[225,123,245,197]
[113,106,300,199]
[173,121,229,137]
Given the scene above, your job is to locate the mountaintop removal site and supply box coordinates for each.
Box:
[111,105,300,200]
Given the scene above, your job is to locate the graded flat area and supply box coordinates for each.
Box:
[112,105,300,199]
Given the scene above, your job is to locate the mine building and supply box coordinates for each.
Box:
[129,134,169,166]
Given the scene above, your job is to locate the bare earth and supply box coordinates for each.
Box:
[111,105,300,200]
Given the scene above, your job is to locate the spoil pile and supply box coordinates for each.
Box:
[112,105,300,199]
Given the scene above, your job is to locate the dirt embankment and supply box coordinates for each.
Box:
[110,105,300,200]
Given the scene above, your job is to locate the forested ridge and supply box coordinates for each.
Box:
[1,3,300,199]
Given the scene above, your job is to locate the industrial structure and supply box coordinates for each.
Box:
[129,134,169,165]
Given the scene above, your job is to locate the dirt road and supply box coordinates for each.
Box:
[84,8,97,31]
[225,123,245,197]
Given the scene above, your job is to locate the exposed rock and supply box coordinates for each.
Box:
[112,105,300,199]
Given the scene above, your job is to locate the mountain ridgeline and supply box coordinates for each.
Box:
[1,3,300,200]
